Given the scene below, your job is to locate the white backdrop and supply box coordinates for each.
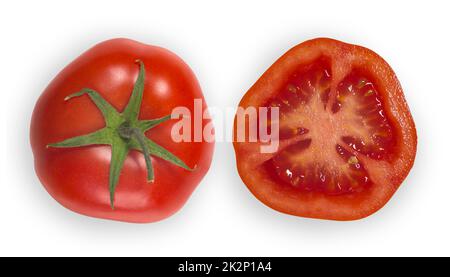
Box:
[1,0,449,256]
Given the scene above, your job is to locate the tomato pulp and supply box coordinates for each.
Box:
[31,39,214,223]
[234,38,417,220]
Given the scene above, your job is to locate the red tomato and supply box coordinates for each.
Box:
[31,38,214,223]
[233,38,417,220]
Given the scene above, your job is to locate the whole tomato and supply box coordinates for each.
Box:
[31,38,214,223]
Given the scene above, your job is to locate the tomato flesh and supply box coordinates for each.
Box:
[264,57,396,196]
[235,38,417,220]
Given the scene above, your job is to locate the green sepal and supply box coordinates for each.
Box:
[65,89,122,127]
[130,138,194,172]
[47,128,112,148]
[122,60,145,122]
[137,115,171,131]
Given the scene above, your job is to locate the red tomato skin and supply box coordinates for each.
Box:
[31,38,214,223]
[233,38,417,221]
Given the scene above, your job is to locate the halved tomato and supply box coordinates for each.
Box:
[233,38,417,220]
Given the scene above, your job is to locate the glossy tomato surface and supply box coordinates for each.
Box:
[31,38,214,223]
[234,38,417,220]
